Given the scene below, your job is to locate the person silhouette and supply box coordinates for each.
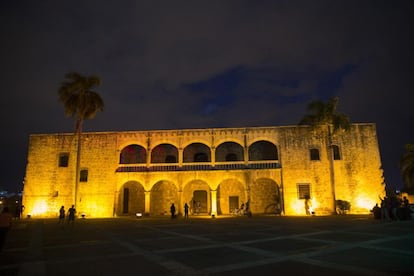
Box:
[59,206,65,223]
[170,203,176,219]
[67,205,76,224]
[184,203,189,219]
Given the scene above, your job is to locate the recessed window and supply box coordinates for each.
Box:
[310,148,320,161]
[332,145,341,160]
[297,183,311,199]
[80,169,88,182]
[59,153,69,167]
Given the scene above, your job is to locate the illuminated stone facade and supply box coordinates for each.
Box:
[22,124,385,218]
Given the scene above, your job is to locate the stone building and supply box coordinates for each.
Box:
[22,124,385,218]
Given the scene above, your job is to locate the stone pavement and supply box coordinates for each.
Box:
[0,214,413,275]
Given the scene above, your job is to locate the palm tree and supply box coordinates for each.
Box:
[401,143,414,193]
[299,96,350,214]
[58,72,104,207]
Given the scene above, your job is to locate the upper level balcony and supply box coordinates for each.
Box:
[115,160,281,173]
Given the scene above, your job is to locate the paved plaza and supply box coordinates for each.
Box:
[1,214,413,275]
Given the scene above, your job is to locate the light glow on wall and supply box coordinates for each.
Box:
[31,200,48,216]
[355,195,376,213]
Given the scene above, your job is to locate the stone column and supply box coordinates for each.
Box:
[210,190,217,216]
[144,191,151,215]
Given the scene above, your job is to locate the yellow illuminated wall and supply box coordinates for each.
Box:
[23,124,385,218]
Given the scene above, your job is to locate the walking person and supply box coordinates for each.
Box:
[67,205,76,224]
[59,206,65,223]
[0,207,13,252]
[184,203,189,219]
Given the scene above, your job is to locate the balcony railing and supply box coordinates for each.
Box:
[115,161,281,172]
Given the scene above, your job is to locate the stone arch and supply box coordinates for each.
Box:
[119,144,147,164]
[215,142,244,162]
[183,143,211,162]
[151,143,178,163]
[217,179,246,215]
[249,178,280,214]
[117,181,145,216]
[248,140,278,161]
[182,180,210,214]
[150,180,178,215]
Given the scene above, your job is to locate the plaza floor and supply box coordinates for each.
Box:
[1,214,413,275]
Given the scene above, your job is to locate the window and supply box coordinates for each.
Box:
[297,183,311,199]
[58,153,69,167]
[80,169,88,182]
[332,145,341,160]
[310,148,320,161]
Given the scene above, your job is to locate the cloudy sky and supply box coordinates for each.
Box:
[1,1,413,193]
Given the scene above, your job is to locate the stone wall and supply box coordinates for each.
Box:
[23,124,385,218]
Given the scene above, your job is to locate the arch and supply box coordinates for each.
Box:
[151,144,178,163]
[183,143,211,162]
[217,179,246,215]
[250,178,281,214]
[248,140,278,161]
[215,142,244,162]
[119,144,146,164]
[182,180,210,214]
[116,181,145,216]
[150,180,178,215]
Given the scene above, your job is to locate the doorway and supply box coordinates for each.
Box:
[229,196,239,213]
[193,190,208,214]
[123,188,129,214]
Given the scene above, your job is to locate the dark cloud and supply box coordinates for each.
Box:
[1,1,414,192]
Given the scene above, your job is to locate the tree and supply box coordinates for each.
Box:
[58,72,104,207]
[299,96,350,214]
[401,143,414,193]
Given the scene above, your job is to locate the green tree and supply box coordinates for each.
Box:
[299,96,350,214]
[58,72,104,207]
[401,143,414,193]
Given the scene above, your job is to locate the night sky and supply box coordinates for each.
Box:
[1,1,413,193]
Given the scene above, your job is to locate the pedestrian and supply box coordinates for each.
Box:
[402,196,410,220]
[0,207,13,251]
[170,203,176,219]
[380,196,391,222]
[59,206,65,223]
[184,203,189,219]
[67,205,76,224]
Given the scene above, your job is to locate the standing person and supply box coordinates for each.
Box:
[402,196,410,220]
[245,200,252,217]
[170,203,176,219]
[0,207,13,252]
[184,203,189,219]
[67,205,76,224]
[380,196,391,222]
[59,206,65,223]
